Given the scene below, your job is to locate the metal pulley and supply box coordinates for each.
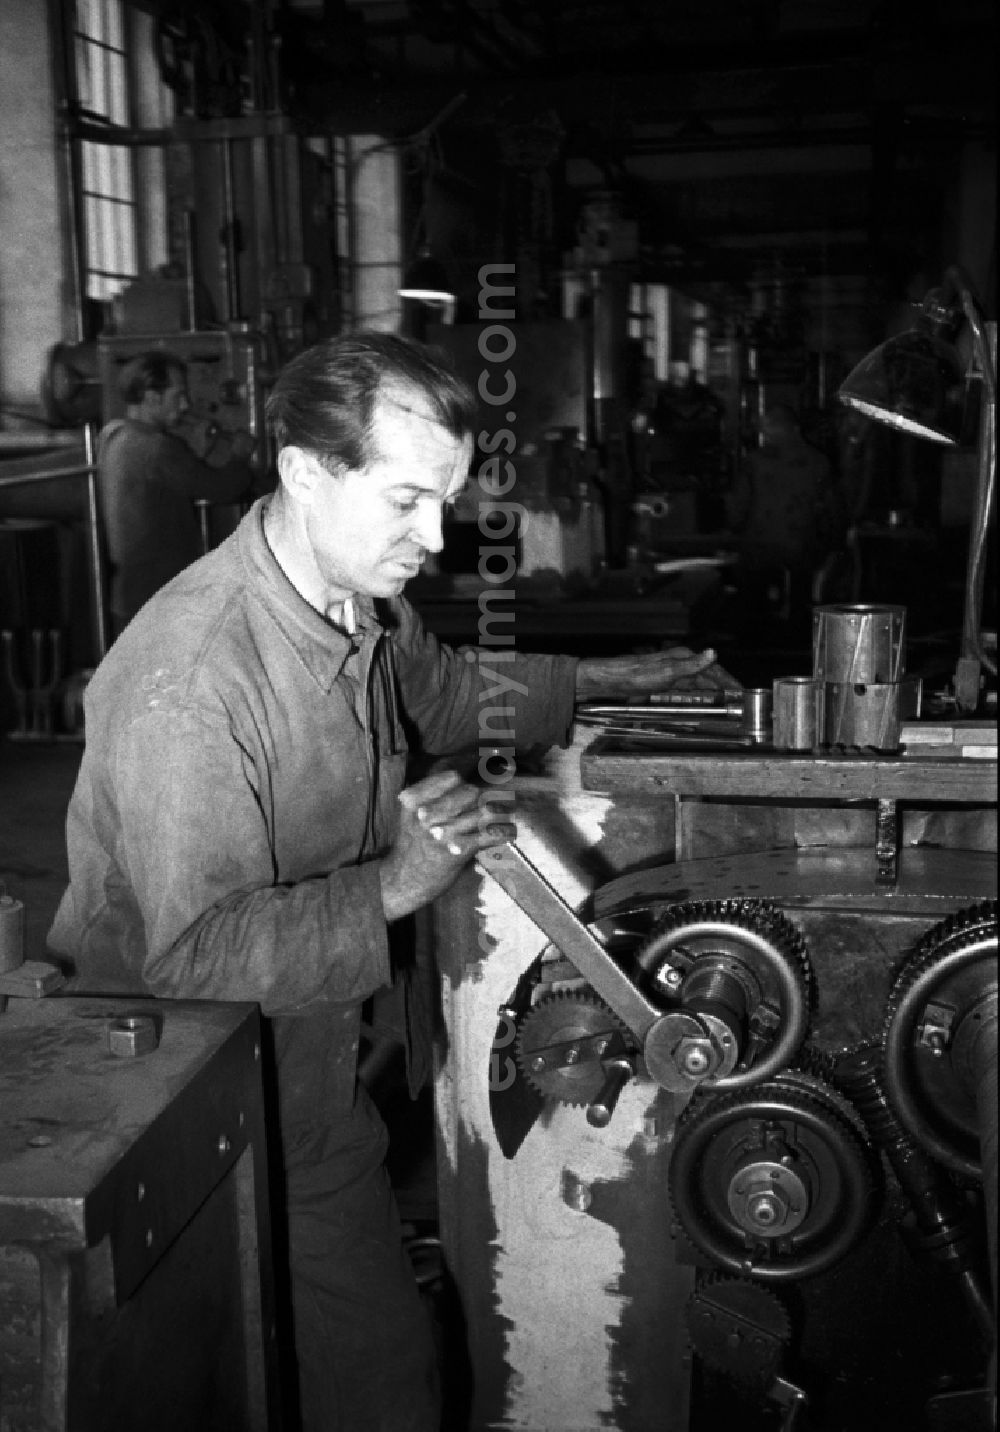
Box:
[667,1068,881,1281]
[633,899,813,1095]
[882,902,997,1181]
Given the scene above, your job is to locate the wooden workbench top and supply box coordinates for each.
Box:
[580,737,997,804]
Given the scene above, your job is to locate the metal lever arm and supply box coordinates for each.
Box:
[476,843,661,1043]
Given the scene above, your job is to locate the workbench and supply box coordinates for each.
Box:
[0,996,281,1432]
[581,738,998,883]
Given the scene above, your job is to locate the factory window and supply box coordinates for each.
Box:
[71,0,172,303]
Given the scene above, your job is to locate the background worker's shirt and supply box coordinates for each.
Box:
[97,417,252,624]
[48,498,577,1160]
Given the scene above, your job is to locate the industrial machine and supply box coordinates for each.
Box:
[431,598,997,1432]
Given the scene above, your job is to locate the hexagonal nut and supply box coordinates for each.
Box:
[743,1183,791,1230]
[672,1035,719,1079]
[107,1015,160,1058]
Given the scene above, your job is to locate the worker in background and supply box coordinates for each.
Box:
[49,331,732,1432]
[98,350,257,636]
[725,402,847,631]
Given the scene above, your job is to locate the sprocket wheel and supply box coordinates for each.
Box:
[668,1068,881,1281]
[633,898,814,1091]
[883,901,998,1179]
[686,1273,791,1393]
[515,989,633,1106]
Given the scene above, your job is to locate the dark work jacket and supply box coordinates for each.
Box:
[97,417,252,625]
[48,499,577,1174]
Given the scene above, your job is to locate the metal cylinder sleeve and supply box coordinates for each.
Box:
[668,1069,881,1281]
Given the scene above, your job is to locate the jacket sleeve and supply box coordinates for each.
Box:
[389,596,579,755]
[110,705,391,1016]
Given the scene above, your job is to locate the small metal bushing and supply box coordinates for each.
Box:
[727,1160,809,1237]
[107,1014,160,1058]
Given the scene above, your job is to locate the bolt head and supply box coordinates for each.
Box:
[107,1015,159,1058]
[747,1194,782,1227]
[673,1035,717,1079]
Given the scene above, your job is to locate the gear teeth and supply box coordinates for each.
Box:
[638,896,815,1008]
[777,1066,874,1146]
[695,1270,793,1343]
[668,1069,881,1280]
[686,1274,792,1390]
[515,988,632,1107]
[879,901,996,1178]
[794,1043,838,1083]
[883,901,997,1039]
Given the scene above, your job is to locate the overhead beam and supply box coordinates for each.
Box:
[293,50,995,140]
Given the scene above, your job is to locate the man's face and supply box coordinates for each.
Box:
[150,369,190,430]
[304,385,471,604]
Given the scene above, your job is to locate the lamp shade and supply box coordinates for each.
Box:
[838,327,967,444]
[399,247,456,303]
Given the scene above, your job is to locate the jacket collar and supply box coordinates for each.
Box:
[237,498,387,692]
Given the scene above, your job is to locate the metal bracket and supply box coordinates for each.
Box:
[875,797,899,887]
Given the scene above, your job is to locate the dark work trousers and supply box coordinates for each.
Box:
[286,1085,440,1431]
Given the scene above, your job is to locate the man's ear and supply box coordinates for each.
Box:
[277,446,337,507]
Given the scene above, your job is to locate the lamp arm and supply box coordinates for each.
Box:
[944,266,997,391]
[962,348,997,680]
[945,266,997,694]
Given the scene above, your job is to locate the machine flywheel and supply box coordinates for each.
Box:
[883,901,998,1180]
[668,1068,881,1281]
[632,897,814,1093]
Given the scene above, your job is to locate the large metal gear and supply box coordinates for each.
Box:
[668,1068,881,1281]
[631,898,814,1094]
[515,989,635,1108]
[882,901,998,1180]
[685,1273,792,1393]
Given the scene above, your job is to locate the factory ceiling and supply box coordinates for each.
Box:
[169,0,998,291]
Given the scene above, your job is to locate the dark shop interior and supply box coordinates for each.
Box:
[0,2,997,1430]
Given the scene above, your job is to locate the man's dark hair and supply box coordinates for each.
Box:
[265,331,477,471]
[118,350,186,406]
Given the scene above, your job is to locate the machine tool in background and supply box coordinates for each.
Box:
[96,287,273,553]
[97,324,268,552]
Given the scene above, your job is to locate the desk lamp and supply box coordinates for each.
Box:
[838,265,996,712]
[399,245,456,304]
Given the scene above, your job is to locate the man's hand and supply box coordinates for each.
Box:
[379,769,516,922]
[576,646,740,701]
